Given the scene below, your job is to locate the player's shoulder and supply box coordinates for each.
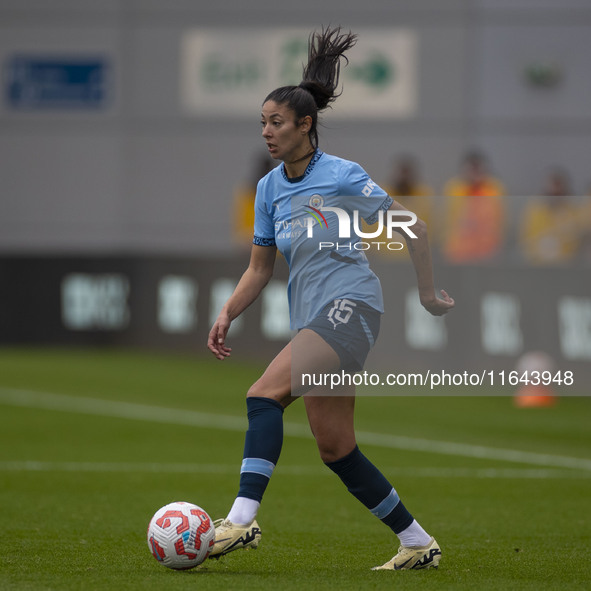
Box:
[258,162,281,184]
[316,152,368,184]
[319,152,362,170]
[256,163,281,195]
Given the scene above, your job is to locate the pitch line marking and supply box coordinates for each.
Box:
[1,387,590,472]
[0,461,589,479]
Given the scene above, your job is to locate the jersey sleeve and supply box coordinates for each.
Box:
[252,178,276,247]
[339,160,393,224]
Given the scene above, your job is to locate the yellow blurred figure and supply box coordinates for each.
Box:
[233,154,275,250]
[580,194,591,263]
[520,169,581,265]
[442,150,506,264]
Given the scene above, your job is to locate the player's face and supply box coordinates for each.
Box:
[261,101,311,162]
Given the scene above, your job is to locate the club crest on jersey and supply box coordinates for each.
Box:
[309,194,324,209]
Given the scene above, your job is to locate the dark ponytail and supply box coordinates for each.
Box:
[264,26,357,150]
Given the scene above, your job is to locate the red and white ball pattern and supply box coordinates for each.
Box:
[147,501,215,570]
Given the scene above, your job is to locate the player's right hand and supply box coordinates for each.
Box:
[207,315,233,360]
[421,289,455,316]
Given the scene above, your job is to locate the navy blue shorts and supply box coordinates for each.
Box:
[301,299,381,372]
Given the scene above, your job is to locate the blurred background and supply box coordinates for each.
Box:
[1,0,590,388]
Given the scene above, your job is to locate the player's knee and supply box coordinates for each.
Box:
[316,437,354,464]
[318,449,340,463]
[246,379,266,398]
[246,379,283,401]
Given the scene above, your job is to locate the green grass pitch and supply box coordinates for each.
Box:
[0,347,590,590]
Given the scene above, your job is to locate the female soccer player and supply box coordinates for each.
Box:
[207,26,454,571]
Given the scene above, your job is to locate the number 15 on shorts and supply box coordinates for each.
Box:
[328,299,357,329]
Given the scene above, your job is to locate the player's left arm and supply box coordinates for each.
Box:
[341,160,454,315]
[389,200,455,316]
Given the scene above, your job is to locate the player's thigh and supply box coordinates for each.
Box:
[246,341,292,405]
[247,328,340,406]
[291,328,341,396]
[304,389,357,462]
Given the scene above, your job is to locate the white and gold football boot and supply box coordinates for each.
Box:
[372,537,441,571]
[208,518,262,558]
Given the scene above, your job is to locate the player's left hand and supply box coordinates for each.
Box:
[421,289,455,316]
[207,314,233,360]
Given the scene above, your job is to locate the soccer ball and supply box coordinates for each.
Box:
[147,501,216,570]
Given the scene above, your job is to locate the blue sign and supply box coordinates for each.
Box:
[4,56,109,109]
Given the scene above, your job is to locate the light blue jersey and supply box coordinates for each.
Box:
[253,150,393,329]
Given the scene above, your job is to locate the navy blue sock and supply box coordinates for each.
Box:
[325,445,414,534]
[237,396,284,503]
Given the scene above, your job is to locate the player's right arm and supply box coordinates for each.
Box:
[208,244,277,360]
